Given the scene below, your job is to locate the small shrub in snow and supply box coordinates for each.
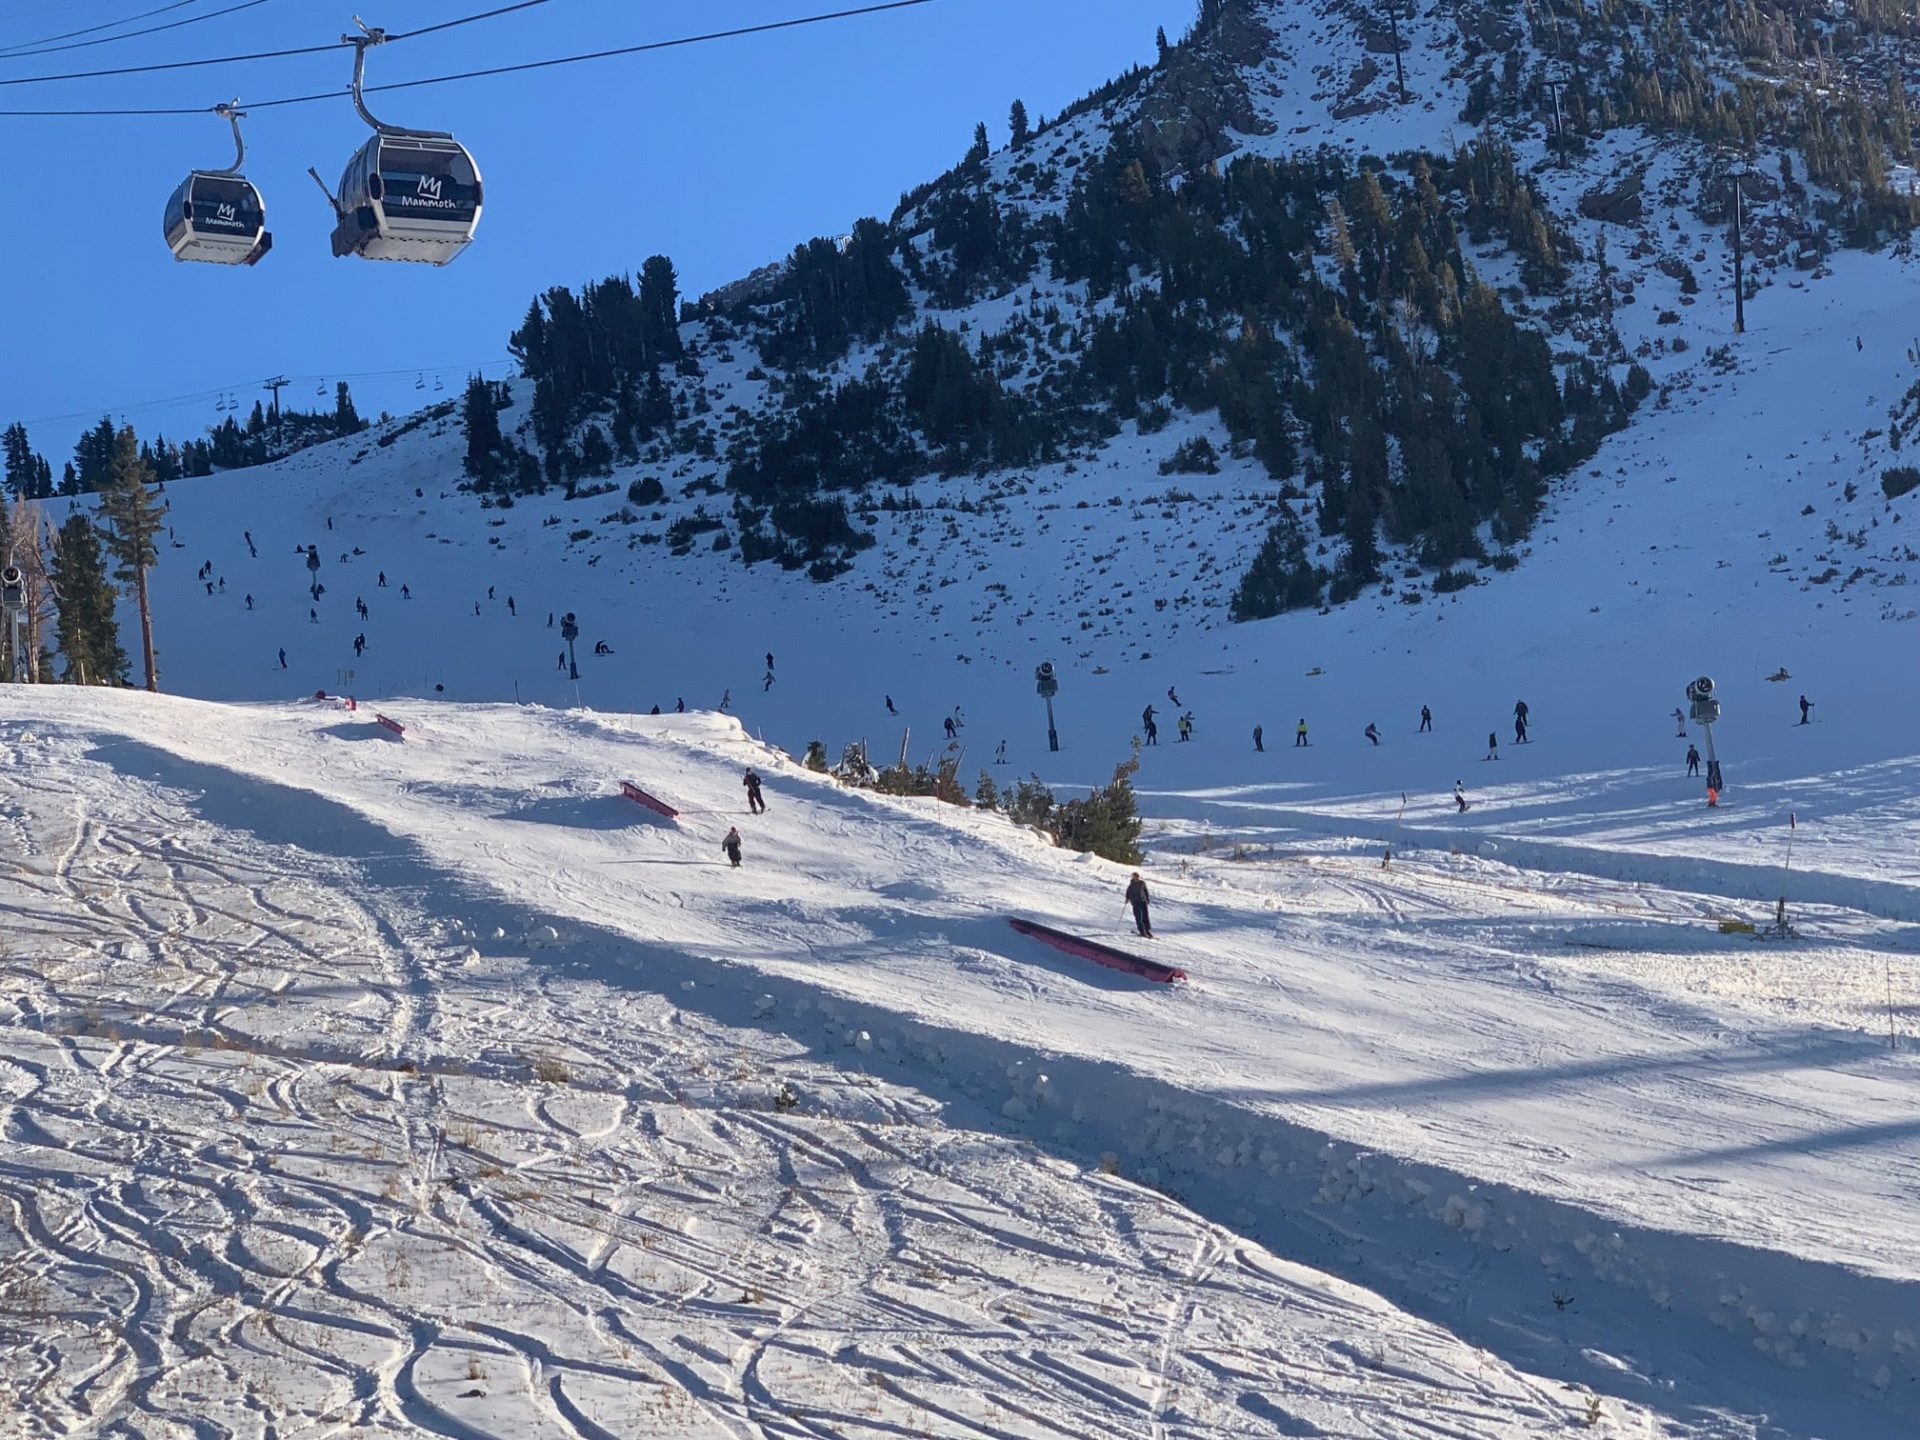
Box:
[1159,436,1220,476]
[1433,567,1480,593]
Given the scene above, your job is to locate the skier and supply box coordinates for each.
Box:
[1672,707,1687,738]
[401,584,411,600]
[1124,872,1153,939]
[1686,743,1701,777]
[1142,705,1159,745]
[719,689,731,713]
[1253,724,1264,753]
[1364,722,1380,746]
[1486,731,1499,760]
[507,596,516,616]
[353,635,365,658]
[944,716,958,740]
[205,581,214,596]
[309,608,317,624]
[277,648,287,669]
[356,598,368,621]
[1454,780,1470,813]
[1419,705,1432,733]
[1295,718,1308,748]
[557,651,566,671]
[763,669,774,692]
[474,602,481,617]
[1177,713,1192,742]
[377,571,387,587]
[743,769,765,815]
[721,827,743,868]
[1799,694,1814,725]
[676,697,686,714]
[766,651,775,672]
[245,595,253,610]
[885,695,897,716]
[488,586,495,600]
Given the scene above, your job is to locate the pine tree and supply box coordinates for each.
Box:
[966,121,991,169]
[1009,98,1031,148]
[49,514,123,685]
[462,374,506,483]
[3,423,40,500]
[334,381,364,435]
[638,255,683,365]
[1155,25,1170,58]
[96,425,163,692]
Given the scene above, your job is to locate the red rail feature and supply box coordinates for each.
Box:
[374,714,406,738]
[1006,917,1188,984]
[620,781,679,820]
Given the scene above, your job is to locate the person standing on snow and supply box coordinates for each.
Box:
[765,652,775,673]
[743,769,765,815]
[1419,705,1432,733]
[1166,686,1181,707]
[944,716,958,741]
[1253,724,1264,753]
[1364,723,1380,746]
[507,596,516,616]
[1513,700,1530,740]
[1686,743,1701,777]
[721,827,743,868]
[1142,705,1159,745]
[277,648,287,669]
[1799,694,1814,725]
[1672,707,1687,738]
[1454,780,1470,813]
[1295,718,1308,748]
[1124,873,1153,939]
[885,695,897,716]
[1486,731,1500,760]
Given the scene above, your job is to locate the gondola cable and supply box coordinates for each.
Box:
[0,0,282,63]
[0,0,934,115]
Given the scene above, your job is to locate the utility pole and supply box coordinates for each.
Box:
[1728,161,1748,334]
[1385,0,1407,105]
[1542,68,1570,166]
[1035,661,1060,753]
[263,375,288,444]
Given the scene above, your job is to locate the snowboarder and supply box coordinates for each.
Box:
[1454,780,1470,813]
[1672,707,1687,738]
[950,706,965,731]
[719,689,731,713]
[944,716,958,740]
[676,697,686,714]
[744,769,765,815]
[766,652,775,672]
[377,571,387,587]
[1686,743,1701,777]
[885,695,897,716]
[1799,694,1813,725]
[721,827,743,868]
[245,594,253,610]
[1515,713,1529,745]
[1419,705,1432,733]
[995,740,1007,765]
[1253,724,1264,753]
[507,596,516,616]
[1514,700,1530,736]
[1124,873,1153,939]
[1486,731,1499,760]
[1364,723,1380,746]
[401,584,410,600]
[593,640,614,655]
[1142,705,1159,745]
[1295,719,1308,748]
[1177,713,1192,742]
[277,648,287,669]
[1166,686,1181,707]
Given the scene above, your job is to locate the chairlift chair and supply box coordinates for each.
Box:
[310,25,482,266]
[164,103,272,266]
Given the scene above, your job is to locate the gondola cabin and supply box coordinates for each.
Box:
[327,133,482,266]
[164,173,270,266]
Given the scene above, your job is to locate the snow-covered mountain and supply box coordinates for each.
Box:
[8,2,1920,1434]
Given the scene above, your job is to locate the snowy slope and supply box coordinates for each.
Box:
[5,690,1918,1438]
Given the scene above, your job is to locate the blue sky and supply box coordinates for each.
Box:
[0,0,1192,452]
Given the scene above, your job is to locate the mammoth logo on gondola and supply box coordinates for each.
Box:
[216,202,238,224]
[416,175,444,201]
